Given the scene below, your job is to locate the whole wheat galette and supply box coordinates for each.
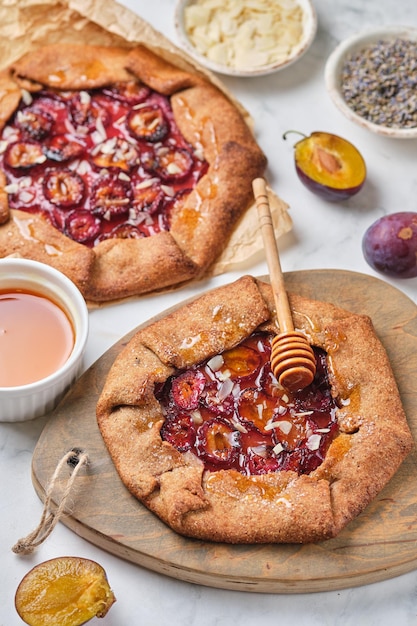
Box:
[0,44,266,301]
[96,275,413,544]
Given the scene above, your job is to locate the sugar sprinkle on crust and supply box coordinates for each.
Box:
[96,275,413,544]
[0,44,266,302]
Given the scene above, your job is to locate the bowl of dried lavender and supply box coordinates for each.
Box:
[325,26,417,138]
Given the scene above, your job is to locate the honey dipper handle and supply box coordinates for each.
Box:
[252,178,294,334]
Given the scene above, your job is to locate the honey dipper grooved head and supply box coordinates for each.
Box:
[271,331,316,392]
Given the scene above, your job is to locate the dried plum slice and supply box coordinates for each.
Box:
[91,138,138,171]
[293,350,335,416]
[65,209,101,244]
[202,380,235,416]
[246,449,281,475]
[281,445,322,475]
[221,345,262,380]
[133,182,164,214]
[15,107,53,140]
[98,223,144,241]
[43,135,86,162]
[304,408,336,431]
[259,366,282,398]
[269,414,305,452]
[160,413,196,452]
[48,206,67,232]
[278,419,339,474]
[43,168,85,207]
[127,105,169,143]
[237,388,278,433]
[6,184,36,209]
[4,140,46,170]
[196,417,239,467]
[91,175,133,218]
[171,370,206,410]
[69,93,110,130]
[142,146,194,182]
[294,387,334,414]
[103,80,151,104]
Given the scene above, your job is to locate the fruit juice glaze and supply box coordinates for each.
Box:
[156,332,339,476]
[0,84,208,246]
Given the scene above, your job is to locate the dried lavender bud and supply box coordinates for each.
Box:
[341,38,417,129]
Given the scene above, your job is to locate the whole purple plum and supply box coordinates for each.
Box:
[362,212,417,278]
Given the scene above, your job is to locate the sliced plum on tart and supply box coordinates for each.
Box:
[156,332,340,476]
[0,83,208,247]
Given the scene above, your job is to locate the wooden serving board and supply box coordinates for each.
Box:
[32,270,417,593]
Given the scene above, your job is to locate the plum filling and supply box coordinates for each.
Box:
[156,333,340,476]
[0,86,208,246]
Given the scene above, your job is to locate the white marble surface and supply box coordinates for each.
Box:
[2,0,417,623]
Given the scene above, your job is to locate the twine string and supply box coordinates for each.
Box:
[12,449,89,555]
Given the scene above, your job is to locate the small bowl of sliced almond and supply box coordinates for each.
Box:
[175,0,317,77]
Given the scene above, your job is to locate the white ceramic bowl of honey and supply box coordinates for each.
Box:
[0,258,89,422]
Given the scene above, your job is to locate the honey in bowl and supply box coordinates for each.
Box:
[0,288,75,387]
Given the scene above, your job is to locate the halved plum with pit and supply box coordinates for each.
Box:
[15,556,116,626]
[284,131,366,201]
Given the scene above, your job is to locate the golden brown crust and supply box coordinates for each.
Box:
[0,69,22,133]
[0,170,9,224]
[0,210,94,292]
[125,44,203,95]
[0,44,266,302]
[169,84,267,269]
[96,276,414,543]
[82,232,197,301]
[10,44,132,91]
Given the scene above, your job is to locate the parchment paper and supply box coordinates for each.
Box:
[0,0,292,277]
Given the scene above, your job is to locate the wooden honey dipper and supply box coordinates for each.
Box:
[252,178,316,392]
